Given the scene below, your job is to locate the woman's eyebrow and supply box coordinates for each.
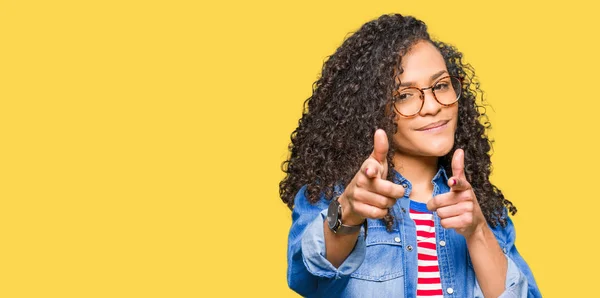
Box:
[399,70,448,87]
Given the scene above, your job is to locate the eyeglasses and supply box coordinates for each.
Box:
[392,76,462,117]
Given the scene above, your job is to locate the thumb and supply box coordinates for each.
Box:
[370,129,389,165]
[451,148,466,179]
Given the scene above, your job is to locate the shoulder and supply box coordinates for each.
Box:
[488,208,517,249]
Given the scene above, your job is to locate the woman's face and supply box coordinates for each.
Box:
[392,40,459,158]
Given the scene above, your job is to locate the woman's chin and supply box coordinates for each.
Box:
[420,141,454,157]
[394,134,455,158]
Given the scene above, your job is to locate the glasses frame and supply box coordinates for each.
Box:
[392,75,463,117]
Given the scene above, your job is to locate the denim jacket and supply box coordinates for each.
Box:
[287,167,541,297]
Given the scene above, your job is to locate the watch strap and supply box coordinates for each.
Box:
[335,221,364,234]
[329,195,368,235]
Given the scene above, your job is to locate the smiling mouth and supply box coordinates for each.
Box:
[416,120,450,131]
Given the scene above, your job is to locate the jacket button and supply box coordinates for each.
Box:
[394,237,401,243]
[439,240,446,247]
[447,287,454,294]
[406,245,413,251]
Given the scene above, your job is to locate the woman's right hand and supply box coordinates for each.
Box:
[338,129,406,225]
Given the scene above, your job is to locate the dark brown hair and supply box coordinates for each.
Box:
[280,13,516,230]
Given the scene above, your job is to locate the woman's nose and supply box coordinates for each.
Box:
[419,89,442,116]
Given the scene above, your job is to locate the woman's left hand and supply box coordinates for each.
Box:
[426,149,487,240]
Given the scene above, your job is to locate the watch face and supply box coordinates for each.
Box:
[327,199,340,230]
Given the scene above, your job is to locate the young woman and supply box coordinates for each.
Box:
[280,14,541,297]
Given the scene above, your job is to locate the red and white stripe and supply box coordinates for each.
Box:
[410,207,443,298]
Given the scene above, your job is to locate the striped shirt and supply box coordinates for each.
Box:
[409,200,443,298]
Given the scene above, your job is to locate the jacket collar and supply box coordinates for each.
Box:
[391,165,449,196]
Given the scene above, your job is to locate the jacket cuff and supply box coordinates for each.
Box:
[497,253,529,297]
[301,209,367,279]
[475,254,529,297]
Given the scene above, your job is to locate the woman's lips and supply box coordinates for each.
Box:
[416,120,449,132]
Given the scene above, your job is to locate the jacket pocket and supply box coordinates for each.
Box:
[350,225,404,282]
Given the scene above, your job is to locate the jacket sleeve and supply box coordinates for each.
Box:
[287,185,367,297]
[474,212,542,297]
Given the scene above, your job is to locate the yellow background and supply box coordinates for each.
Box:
[1,0,597,297]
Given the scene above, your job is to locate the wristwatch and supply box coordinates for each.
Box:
[327,195,365,234]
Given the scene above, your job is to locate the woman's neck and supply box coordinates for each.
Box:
[393,152,439,202]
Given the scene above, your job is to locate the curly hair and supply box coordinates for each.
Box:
[279,13,517,230]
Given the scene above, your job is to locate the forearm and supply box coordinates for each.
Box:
[288,207,367,296]
[323,220,361,268]
[466,224,507,298]
[288,185,370,296]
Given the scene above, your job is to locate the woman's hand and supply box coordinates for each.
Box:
[428,149,508,297]
[426,149,487,240]
[338,129,406,225]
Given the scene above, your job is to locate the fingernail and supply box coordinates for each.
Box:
[452,179,457,186]
[365,168,370,176]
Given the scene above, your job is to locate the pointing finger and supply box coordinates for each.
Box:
[448,176,471,191]
[362,159,382,179]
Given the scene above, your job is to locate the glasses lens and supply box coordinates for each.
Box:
[394,88,423,116]
[433,76,461,104]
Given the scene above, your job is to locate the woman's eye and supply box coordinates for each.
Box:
[398,93,413,101]
[434,82,449,91]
